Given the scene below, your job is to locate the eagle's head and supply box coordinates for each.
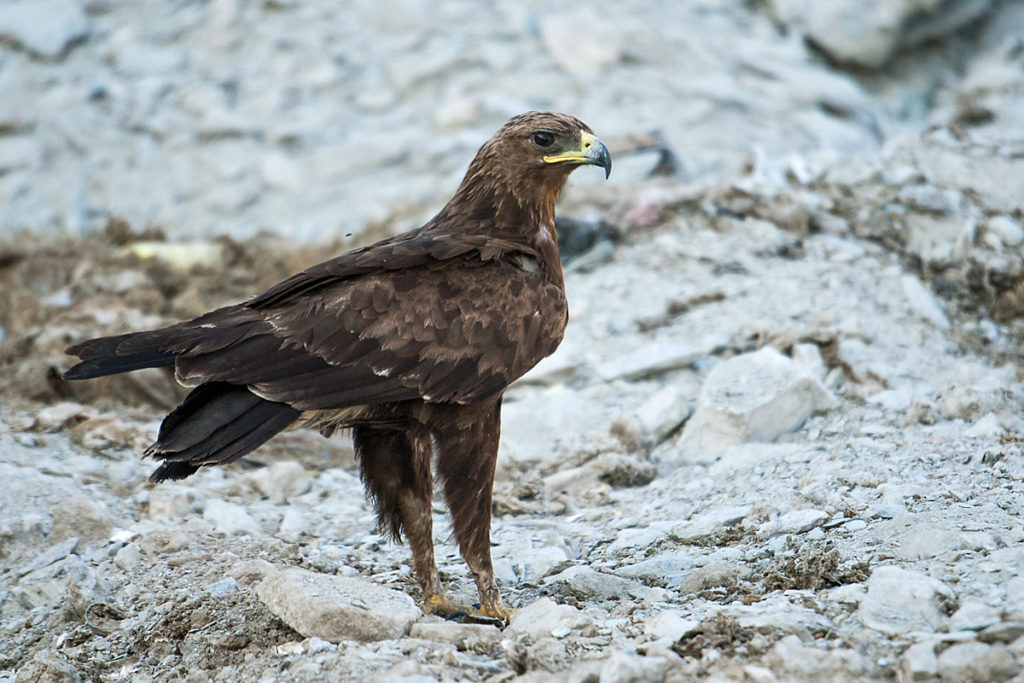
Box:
[452,111,611,231]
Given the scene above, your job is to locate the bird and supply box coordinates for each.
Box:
[64,111,611,619]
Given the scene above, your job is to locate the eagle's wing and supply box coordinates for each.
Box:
[165,239,566,409]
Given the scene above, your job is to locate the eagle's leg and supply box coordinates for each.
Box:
[434,398,510,620]
[353,427,452,614]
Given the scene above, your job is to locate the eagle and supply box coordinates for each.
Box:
[64,111,611,619]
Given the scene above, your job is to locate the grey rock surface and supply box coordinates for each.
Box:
[256,568,419,643]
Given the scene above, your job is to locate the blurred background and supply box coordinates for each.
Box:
[3,0,1020,241]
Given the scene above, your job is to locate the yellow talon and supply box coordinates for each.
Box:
[422,593,457,616]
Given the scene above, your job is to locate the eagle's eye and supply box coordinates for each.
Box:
[531,132,554,148]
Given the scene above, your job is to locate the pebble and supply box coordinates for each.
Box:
[202,498,262,536]
[936,641,1018,683]
[542,565,647,602]
[207,577,239,598]
[949,598,1002,632]
[595,342,703,382]
[598,650,671,683]
[674,348,835,463]
[858,566,955,635]
[986,215,1024,247]
[508,597,595,642]
[901,274,950,330]
[18,536,79,577]
[0,0,89,59]
[643,610,700,642]
[148,487,204,520]
[539,8,623,78]
[756,509,828,538]
[407,622,502,651]
[611,384,693,451]
[256,568,420,643]
[902,640,938,681]
[251,461,312,504]
[671,505,751,543]
[766,634,870,678]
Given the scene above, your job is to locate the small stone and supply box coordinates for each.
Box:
[229,558,279,586]
[901,275,950,329]
[898,184,963,215]
[19,537,79,577]
[140,528,190,555]
[790,343,827,380]
[979,622,1024,645]
[611,384,692,451]
[50,496,113,545]
[0,0,89,59]
[595,342,702,381]
[671,505,751,543]
[14,649,82,683]
[679,562,745,594]
[407,622,502,651]
[902,640,938,681]
[598,650,671,683]
[203,498,262,536]
[256,568,419,643]
[543,565,647,602]
[643,610,700,641]
[986,215,1024,247]
[148,486,203,520]
[674,348,835,463]
[936,642,1017,683]
[207,577,239,598]
[0,137,43,173]
[757,509,829,538]
[767,634,869,678]
[509,597,595,642]
[859,566,955,635]
[114,543,142,571]
[949,598,1002,632]
[35,402,95,431]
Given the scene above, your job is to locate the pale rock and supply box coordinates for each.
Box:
[509,597,595,641]
[14,649,82,683]
[276,507,309,542]
[768,0,993,69]
[756,509,829,538]
[766,634,870,678]
[14,555,103,614]
[986,215,1024,247]
[251,461,311,504]
[19,537,79,577]
[949,598,1002,633]
[148,486,204,520]
[433,97,479,130]
[510,544,573,583]
[979,622,1024,644]
[599,650,671,683]
[859,566,955,635]
[207,577,238,598]
[114,543,142,571]
[643,610,700,641]
[674,348,835,463]
[936,641,1018,683]
[0,137,43,172]
[259,153,303,193]
[543,565,647,602]
[903,213,976,265]
[611,384,692,451]
[671,505,750,542]
[595,342,702,382]
[790,342,827,380]
[898,184,963,214]
[229,558,279,586]
[937,383,999,422]
[901,275,950,329]
[407,622,502,651]
[256,568,419,642]
[722,594,833,633]
[964,413,1003,438]
[539,9,623,78]
[50,495,113,545]
[203,498,262,535]
[0,0,89,59]
[140,528,190,555]
[902,640,938,681]
[35,402,96,431]
[679,562,745,594]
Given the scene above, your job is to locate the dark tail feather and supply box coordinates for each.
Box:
[64,330,177,380]
[147,382,300,482]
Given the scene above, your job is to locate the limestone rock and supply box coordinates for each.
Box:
[542,565,647,602]
[599,650,671,683]
[251,461,312,504]
[256,568,419,643]
[859,566,955,635]
[902,640,938,681]
[509,597,595,642]
[407,622,502,652]
[674,348,835,463]
[936,641,1018,683]
[0,0,89,60]
[203,498,262,536]
[50,495,112,545]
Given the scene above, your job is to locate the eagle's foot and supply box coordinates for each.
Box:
[421,593,458,617]
[474,599,513,622]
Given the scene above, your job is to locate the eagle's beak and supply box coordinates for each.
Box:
[544,132,612,179]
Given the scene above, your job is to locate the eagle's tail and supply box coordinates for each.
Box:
[63,330,177,380]
[146,382,301,482]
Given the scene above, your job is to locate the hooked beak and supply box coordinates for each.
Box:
[543,131,612,179]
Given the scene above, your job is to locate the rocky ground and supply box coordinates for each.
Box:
[3,0,1024,681]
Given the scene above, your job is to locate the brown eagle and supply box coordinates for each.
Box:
[64,111,611,619]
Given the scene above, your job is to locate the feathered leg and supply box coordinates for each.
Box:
[433,397,508,619]
[353,426,451,613]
